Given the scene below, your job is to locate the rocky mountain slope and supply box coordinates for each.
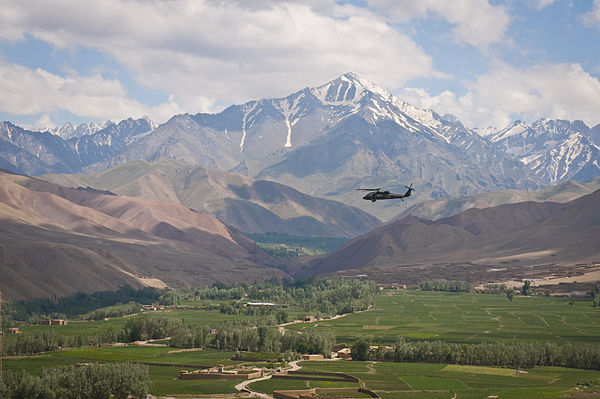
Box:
[395,177,600,221]
[3,74,600,220]
[40,159,381,237]
[488,119,600,185]
[0,169,286,300]
[299,190,600,283]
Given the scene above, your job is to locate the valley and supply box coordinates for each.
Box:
[1,73,600,398]
[3,286,600,398]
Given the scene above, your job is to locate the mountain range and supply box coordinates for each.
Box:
[299,189,600,284]
[3,73,599,220]
[39,159,381,238]
[0,169,287,300]
[396,177,600,221]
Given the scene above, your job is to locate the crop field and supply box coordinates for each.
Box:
[294,361,600,399]
[13,305,305,338]
[5,290,600,397]
[288,290,600,345]
[2,347,248,396]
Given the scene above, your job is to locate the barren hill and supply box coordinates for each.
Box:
[300,191,600,284]
[39,159,381,237]
[395,177,600,221]
[0,169,286,300]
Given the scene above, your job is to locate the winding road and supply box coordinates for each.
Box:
[234,360,302,398]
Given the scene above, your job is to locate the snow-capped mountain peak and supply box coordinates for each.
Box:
[46,120,115,140]
[311,72,393,106]
[489,120,529,143]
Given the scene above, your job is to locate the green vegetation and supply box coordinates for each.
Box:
[419,280,470,292]
[0,363,150,399]
[247,233,348,257]
[357,336,600,370]
[296,361,600,399]
[2,286,161,322]
[288,290,600,345]
[4,287,600,397]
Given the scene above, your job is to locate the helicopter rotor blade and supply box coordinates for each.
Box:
[356,188,381,191]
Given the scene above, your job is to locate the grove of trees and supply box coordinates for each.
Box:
[0,363,150,399]
[353,335,600,370]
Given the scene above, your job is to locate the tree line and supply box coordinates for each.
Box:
[420,280,471,292]
[0,363,149,399]
[352,336,600,370]
[3,313,334,356]
[3,285,161,322]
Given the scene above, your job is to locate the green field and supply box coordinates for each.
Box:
[292,361,600,399]
[11,305,305,338]
[247,233,348,256]
[4,289,600,397]
[288,290,600,345]
[3,347,249,396]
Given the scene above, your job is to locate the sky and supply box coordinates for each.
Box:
[1,0,600,130]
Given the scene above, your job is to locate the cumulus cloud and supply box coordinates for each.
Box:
[398,63,600,129]
[367,0,510,48]
[0,60,182,122]
[0,0,440,119]
[583,0,600,28]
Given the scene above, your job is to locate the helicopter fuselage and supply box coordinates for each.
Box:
[362,189,412,202]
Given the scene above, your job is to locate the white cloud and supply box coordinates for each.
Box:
[34,114,56,130]
[527,0,558,10]
[367,0,510,48]
[0,0,440,119]
[398,63,600,129]
[0,60,182,122]
[583,0,600,28]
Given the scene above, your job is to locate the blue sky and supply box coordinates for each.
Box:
[1,0,599,130]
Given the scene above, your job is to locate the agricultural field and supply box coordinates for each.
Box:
[288,290,600,345]
[4,289,600,397]
[10,305,305,338]
[2,347,252,396]
[247,233,348,257]
[292,360,600,399]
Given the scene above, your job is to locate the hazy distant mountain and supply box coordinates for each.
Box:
[0,117,155,176]
[0,169,286,300]
[488,119,600,184]
[40,159,381,238]
[300,190,600,282]
[45,120,115,140]
[395,177,600,221]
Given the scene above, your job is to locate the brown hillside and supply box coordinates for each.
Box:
[0,170,286,300]
[39,159,381,237]
[301,191,600,283]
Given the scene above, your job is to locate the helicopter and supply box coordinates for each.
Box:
[357,183,414,202]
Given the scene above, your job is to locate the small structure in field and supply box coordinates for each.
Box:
[301,354,324,361]
[337,347,352,359]
[179,365,262,380]
[40,319,68,326]
[246,302,277,308]
[8,327,21,334]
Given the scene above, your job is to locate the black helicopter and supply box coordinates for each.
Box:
[357,183,414,202]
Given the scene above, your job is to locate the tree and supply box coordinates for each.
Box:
[506,288,515,302]
[521,280,531,296]
[351,336,372,361]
